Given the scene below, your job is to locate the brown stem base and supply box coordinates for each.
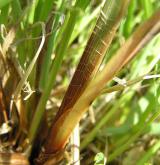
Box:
[35,149,64,165]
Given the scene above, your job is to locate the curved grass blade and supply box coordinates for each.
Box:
[13,22,45,100]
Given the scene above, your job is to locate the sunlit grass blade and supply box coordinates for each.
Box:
[35,0,57,22]
[137,141,160,165]
[140,0,153,19]
[27,0,39,24]
[123,0,137,37]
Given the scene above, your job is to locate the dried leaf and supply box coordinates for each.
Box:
[0,153,29,165]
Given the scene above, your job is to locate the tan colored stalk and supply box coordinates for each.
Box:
[70,124,80,165]
[0,153,29,165]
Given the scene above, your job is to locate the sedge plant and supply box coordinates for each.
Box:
[0,0,160,165]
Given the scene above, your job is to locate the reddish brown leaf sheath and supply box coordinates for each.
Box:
[54,0,130,121]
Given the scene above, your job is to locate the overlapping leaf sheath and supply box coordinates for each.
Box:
[54,0,130,122]
[36,1,130,163]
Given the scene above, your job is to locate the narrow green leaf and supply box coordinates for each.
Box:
[0,0,12,9]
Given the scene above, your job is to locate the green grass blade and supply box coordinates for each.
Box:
[108,107,160,162]
[39,0,65,89]
[27,0,39,24]
[0,0,12,9]
[11,0,22,20]
[123,0,137,37]
[140,0,153,19]
[0,4,10,25]
[137,140,160,165]
[35,0,57,22]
